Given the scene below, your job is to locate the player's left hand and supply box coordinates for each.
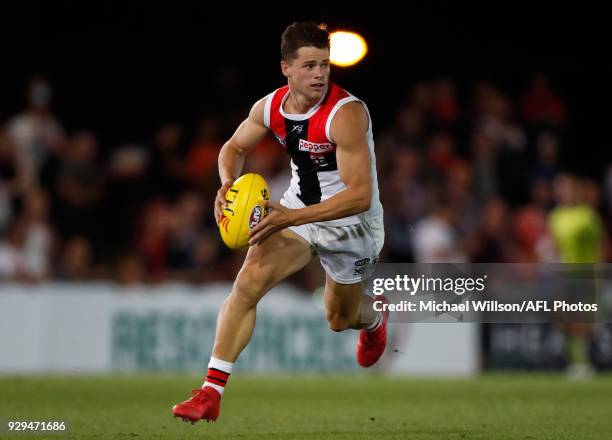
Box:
[248,201,296,245]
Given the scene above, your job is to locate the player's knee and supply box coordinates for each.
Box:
[326,311,350,332]
[231,266,270,308]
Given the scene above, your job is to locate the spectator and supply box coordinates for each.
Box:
[184,118,223,197]
[532,131,560,182]
[393,105,426,148]
[21,189,54,278]
[188,231,228,283]
[147,122,187,198]
[466,198,517,263]
[425,131,461,176]
[0,129,28,230]
[56,236,93,280]
[446,159,479,235]
[136,201,173,281]
[470,128,499,200]
[0,217,47,282]
[474,82,527,152]
[381,148,427,262]
[115,253,146,286]
[6,77,65,186]
[412,197,466,263]
[105,144,151,247]
[166,191,206,273]
[521,73,567,127]
[514,179,555,263]
[430,78,460,126]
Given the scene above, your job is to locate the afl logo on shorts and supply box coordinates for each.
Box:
[248,205,263,229]
[354,257,370,267]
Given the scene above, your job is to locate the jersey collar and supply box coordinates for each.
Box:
[280,86,329,121]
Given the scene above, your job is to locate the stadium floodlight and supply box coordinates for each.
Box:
[329,31,368,67]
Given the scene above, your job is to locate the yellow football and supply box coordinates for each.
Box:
[218,173,270,249]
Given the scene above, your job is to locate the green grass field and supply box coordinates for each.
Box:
[1,374,612,439]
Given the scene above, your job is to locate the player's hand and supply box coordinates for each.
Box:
[248,201,296,245]
[214,180,234,223]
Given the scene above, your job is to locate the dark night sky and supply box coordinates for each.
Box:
[2,2,611,176]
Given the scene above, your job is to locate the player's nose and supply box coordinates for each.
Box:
[313,72,325,82]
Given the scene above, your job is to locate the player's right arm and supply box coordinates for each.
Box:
[215,97,269,223]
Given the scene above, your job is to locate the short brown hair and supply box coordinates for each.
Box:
[281,22,330,61]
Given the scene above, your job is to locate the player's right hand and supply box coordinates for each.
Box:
[214,180,234,223]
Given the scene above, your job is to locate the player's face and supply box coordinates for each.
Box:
[282,46,330,101]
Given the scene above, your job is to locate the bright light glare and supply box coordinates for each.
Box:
[330,31,368,67]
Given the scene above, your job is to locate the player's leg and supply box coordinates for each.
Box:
[173,228,313,423]
[324,275,377,331]
[323,274,389,368]
[319,219,384,332]
[212,228,313,362]
[319,218,387,367]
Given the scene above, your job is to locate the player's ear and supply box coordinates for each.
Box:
[281,60,290,78]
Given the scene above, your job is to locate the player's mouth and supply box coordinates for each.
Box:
[311,82,325,91]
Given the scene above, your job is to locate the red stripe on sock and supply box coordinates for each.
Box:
[207,369,230,381]
[206,376,227,387]
[206,368,230,388]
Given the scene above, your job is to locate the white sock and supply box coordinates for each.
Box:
[202,356,234,395]
[365,312,382,332]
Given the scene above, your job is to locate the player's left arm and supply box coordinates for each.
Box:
[249,102,372,245]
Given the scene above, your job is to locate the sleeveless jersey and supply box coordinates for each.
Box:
[263,82,383,226]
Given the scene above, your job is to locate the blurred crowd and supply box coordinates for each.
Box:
[0,74,610,287]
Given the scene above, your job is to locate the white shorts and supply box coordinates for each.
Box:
[287,216,385,285]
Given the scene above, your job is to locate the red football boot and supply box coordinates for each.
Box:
[356,296,390,367]
[172,387,221,423]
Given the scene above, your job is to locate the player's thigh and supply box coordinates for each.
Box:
[233,228,313,303]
